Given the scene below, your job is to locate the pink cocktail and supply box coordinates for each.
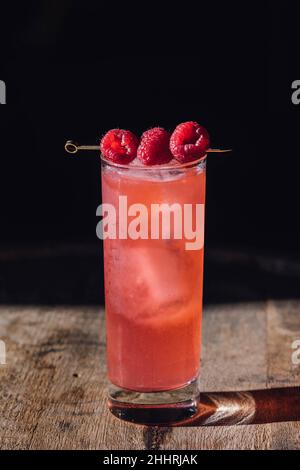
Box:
[101,157,206,424]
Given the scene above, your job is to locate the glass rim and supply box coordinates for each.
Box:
[100,154,207,171]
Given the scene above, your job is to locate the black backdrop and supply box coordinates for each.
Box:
[0,1,299,304]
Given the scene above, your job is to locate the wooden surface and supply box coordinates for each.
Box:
[0,300,300,450]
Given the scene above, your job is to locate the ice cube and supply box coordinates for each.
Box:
[133,245,190,309]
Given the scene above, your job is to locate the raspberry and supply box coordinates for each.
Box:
[169,121,210,163]
[100,129,139,164]
[137,127,173,165]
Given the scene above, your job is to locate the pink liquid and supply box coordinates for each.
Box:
[102,161,206,392]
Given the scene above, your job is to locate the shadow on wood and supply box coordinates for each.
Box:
[174,386,300,426]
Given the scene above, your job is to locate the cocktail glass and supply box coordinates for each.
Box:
[101,156,206,425]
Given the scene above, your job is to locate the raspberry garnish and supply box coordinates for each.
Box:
[100,129,139,164]
[169,121,210,163]
[137,127,173,165]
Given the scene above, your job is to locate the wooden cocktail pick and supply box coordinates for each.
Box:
[65,141,99,154]
[65,140,231,155]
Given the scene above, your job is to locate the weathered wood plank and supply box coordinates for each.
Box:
[0,301,300,450]
[0,306,144,450]
[201,302,268,391]
[266,300,300,450]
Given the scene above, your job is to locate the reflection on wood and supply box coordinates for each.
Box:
[174,387,300,426]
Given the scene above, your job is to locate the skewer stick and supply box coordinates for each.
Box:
[207,148,232,153]
[65,141,99,154]
[64,140,231,155]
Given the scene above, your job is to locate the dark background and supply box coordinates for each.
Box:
[0,0,299,305]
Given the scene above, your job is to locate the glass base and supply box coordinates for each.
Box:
[108,379,199,425]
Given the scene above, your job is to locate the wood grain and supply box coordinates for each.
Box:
[0,301,300,450]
